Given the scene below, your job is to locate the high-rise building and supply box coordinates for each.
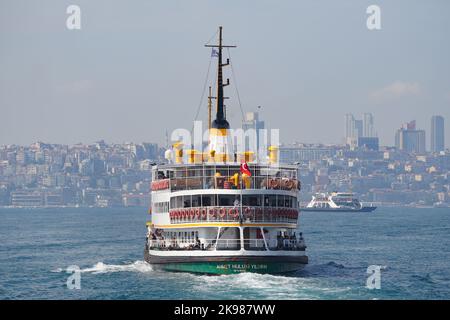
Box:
[431,115,445,153]
[346,113,376,148]
[395,121,426,154]
[363,113,375,137]
[242,111,265,160]
[345,114,356,147]
[355,120,363,138]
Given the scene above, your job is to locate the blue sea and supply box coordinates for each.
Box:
[0,206,449,300]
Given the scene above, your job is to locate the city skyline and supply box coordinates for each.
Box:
[0,113,447,152]
[1,1,450,147]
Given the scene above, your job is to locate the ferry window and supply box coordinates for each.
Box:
[243,195,260,206]
[284,196,290,208]
[243,227,266,251]
[218,195,237,206]
[176,196,183,208]
[216,227,240,250]
[192,195,201,207]
[264,195,277,207]
[277,195,284,207]
[183,195,191,208]
[201,194,215,207]
[170,197,176,208]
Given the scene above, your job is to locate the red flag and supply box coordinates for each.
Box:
[240,162,252,176]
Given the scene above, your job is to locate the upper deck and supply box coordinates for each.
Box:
[151,163,300,194]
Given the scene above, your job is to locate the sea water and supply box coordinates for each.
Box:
[0,206,449,299]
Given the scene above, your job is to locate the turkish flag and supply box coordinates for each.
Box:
[240,162,252,176]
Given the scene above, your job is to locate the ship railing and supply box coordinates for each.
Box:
[168,176,300,192]
[265,239,306,251]
[169,206,299,224]
[146,238,240,251]
[146,238,306,251]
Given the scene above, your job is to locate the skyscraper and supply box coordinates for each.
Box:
[345,114,357,147]
[355,120,363,138]
[395,121,426,154]
[431,115,445,153]
[242,111,265,160]
[346,113,376,148]
[363,113,375,137]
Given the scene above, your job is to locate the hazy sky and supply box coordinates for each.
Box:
[1,0,449,148]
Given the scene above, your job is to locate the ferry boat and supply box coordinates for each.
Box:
[301,192,377,212]
[144,27,308,274]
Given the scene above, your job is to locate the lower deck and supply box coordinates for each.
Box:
[146,225,306,252]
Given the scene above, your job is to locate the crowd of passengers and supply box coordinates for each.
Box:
[146,232,305,251]
[276,232,305,250]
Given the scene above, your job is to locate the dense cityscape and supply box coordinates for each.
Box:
[1,113,448,208]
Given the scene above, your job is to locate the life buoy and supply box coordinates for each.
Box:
[219,207,226,218]
[200,208,207,219]
[195,208,200,219]
[255,207,262,219]
[244,207,252,220]
[229,208,239,219]
[270,179,279,189]
[284,179,294,190]
[209,208,217,219]
[274,208,279,216]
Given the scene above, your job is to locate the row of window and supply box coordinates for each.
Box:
[154,166,297,180]
[169,194,298,209]
[152,201,169,213]
[164,231,199,242]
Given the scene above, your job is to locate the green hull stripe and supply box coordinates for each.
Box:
[154,261,305,274]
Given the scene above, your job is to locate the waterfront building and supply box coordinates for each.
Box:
[395,121,426,154]
[363,113,375,137]
[431,115,445,153]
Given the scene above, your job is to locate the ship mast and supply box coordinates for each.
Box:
[208,86,212,131]
[205,26,236,130]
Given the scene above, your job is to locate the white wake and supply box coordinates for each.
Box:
[52,260,153,274]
